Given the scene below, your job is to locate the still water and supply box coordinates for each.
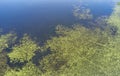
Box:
[0,0,119,41]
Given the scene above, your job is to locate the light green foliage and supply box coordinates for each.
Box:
[0,33,16,52]
[117,2,120,5]
[40,25,116,76]
[102,5,120,75]
[0,33,16,76]
[5,34,42,76]
[4,62,41,76]
[108,5,120,33]
[8,34,40,63]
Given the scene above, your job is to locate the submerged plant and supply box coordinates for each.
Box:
[0,33,16,53]
[40,24,120,76]
[117,2,120,5]
[0,33,16,76]
[73,1,93,20]
[8,34,40,63]
[73,6,93,20]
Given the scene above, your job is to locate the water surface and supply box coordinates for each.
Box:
[0,0,118,41]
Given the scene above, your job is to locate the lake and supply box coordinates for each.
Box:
[0,0,119,41]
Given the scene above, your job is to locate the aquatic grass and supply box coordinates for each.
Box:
[117,2,120,5]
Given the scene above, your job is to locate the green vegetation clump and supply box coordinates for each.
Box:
[0,33,16,53]
[117,2,120,5]
[40,25,119,76]
[4,34,42,76]
[108,6,120,33]
[0,33,16,76]
[8,34,40,63]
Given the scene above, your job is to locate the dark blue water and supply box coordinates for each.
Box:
[0,0,118,41]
